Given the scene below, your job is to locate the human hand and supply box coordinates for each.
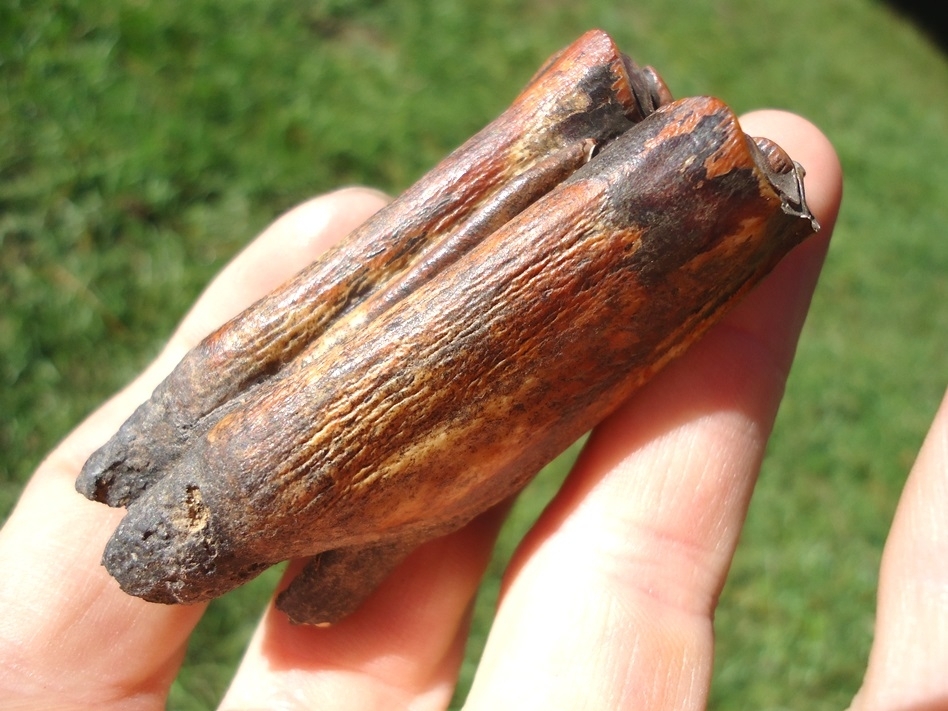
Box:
[0,111,939,711]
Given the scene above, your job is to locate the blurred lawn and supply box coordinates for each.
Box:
[2,0,947,709]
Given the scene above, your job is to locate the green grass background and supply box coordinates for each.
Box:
[2,0,947,708]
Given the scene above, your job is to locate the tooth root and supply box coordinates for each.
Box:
[276,542,416,626]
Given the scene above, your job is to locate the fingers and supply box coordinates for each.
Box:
[224,113,844,711]
[0,188,389,709]
[851,387,948,710]
[219,506,509,711]
[464,113,843,710]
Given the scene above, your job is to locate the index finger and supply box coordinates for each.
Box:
[0,188,389,709]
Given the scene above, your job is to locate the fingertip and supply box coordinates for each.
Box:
[236,186,392,293]
[261,187,392,258]
[169,187,391,357]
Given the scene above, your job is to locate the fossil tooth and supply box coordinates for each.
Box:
[77,30,817,625]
